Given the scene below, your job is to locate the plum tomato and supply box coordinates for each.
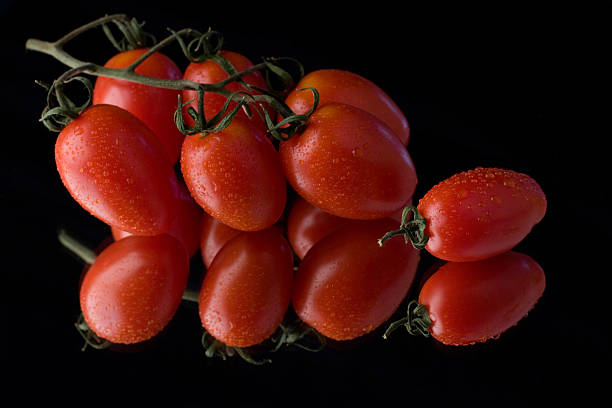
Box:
[198,227,294,347]
[417,167,547,262]
[418,251,546,345]
[199,212,241,269]
[279,103,417,220]
[111,179,204,258]
[292,218,420,341]
[180,115,286,231]
[286,195,354,260]
[55,104,181,235]
[93,48,185,164]
[79,234,190,344]
[284,69,410,145]
[182,50,272,133]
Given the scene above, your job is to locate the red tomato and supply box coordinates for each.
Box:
[55,104,180,235]
[111,179,204,258]
[280,103,417,220]
[199,212,241,269]
[80,234,190,344]
[199,227,294,347]
[284,69,410,145]
[292,218,420,341]
[286,196,354,260]
[417,167,547,262]
[180,115,286,231]
[182,50,271,133]
[93,49,185,164]
[418,251,546,345]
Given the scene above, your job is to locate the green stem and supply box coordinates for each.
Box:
[377,205,429,250]
[383,300,432,340]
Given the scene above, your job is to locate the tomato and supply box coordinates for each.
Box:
[93,48,185,164]
[180,115,286,231]
[79,234,190,344]
[182,50,271,133]
[199,212,241,269]
[286,196,354,260]
[418,251,546,345]
[416,167,547,262]
[111,179,204,258]
[284,69,410,145]
[292,218,420,341]
[199,227,294,347]
[279,103,417,220]
[55,104,180,235]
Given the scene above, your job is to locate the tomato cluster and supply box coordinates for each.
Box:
[39,17,548,361]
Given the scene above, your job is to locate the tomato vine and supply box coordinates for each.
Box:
[25,13,317,140]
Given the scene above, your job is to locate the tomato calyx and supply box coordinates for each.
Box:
[269,319,326,353]
[37,72,94,132]
[377,206,429,250]
[201,331,272,366]
[74,313,111,351]
[382,300,431,340]
[102,17,157,52]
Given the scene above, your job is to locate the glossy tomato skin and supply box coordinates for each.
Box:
[417,167,547,262]
[181,115,286,231]
[280,103,417,220]
[182,50,271,133]
[199,213,241,269]
[284,69,410,145]
[199,227,294,347]
[80,234,190,344]
[55,104,180,235]
[93,49,184,164]
[286,196,354,260]
[419,251,545,345]
[111,179,204,258]
[292,218,420,341]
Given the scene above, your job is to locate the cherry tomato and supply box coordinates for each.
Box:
[417,167,547,262]
[55,104,180,235]
[418,251,545,345]
[93,48,185,164]
[80,234,190,344]
[182,50,271,133]
[292,218,420,341]
[181,115,286,231]
[199,212,241,269]
[280,103,417,220]
[284,69,410,145]
[199,227,294,347]
[111,179,204,258]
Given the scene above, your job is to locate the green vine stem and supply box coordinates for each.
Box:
[25,14,313,137]
[382,300,432,339]
[377,205,429,250]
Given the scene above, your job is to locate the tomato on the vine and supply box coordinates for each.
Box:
[182,50,272,133]
[80,234,190,344]
[199,227,294,347]
[199,212,241,269]
[181,115,286,231]
[418,251,546,345]
[284,69,410,145]
[93,48,185,164]
[280,103,417,220]
[415,167,547,262]
[111,179,204,258]
[292,218,420,341]
[55,104,181,235]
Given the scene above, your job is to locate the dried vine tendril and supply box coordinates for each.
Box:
[25,13,313,138]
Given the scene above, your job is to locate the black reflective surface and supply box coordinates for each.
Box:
[2,2,608,406]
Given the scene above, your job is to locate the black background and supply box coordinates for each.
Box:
[2,1,608,407]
